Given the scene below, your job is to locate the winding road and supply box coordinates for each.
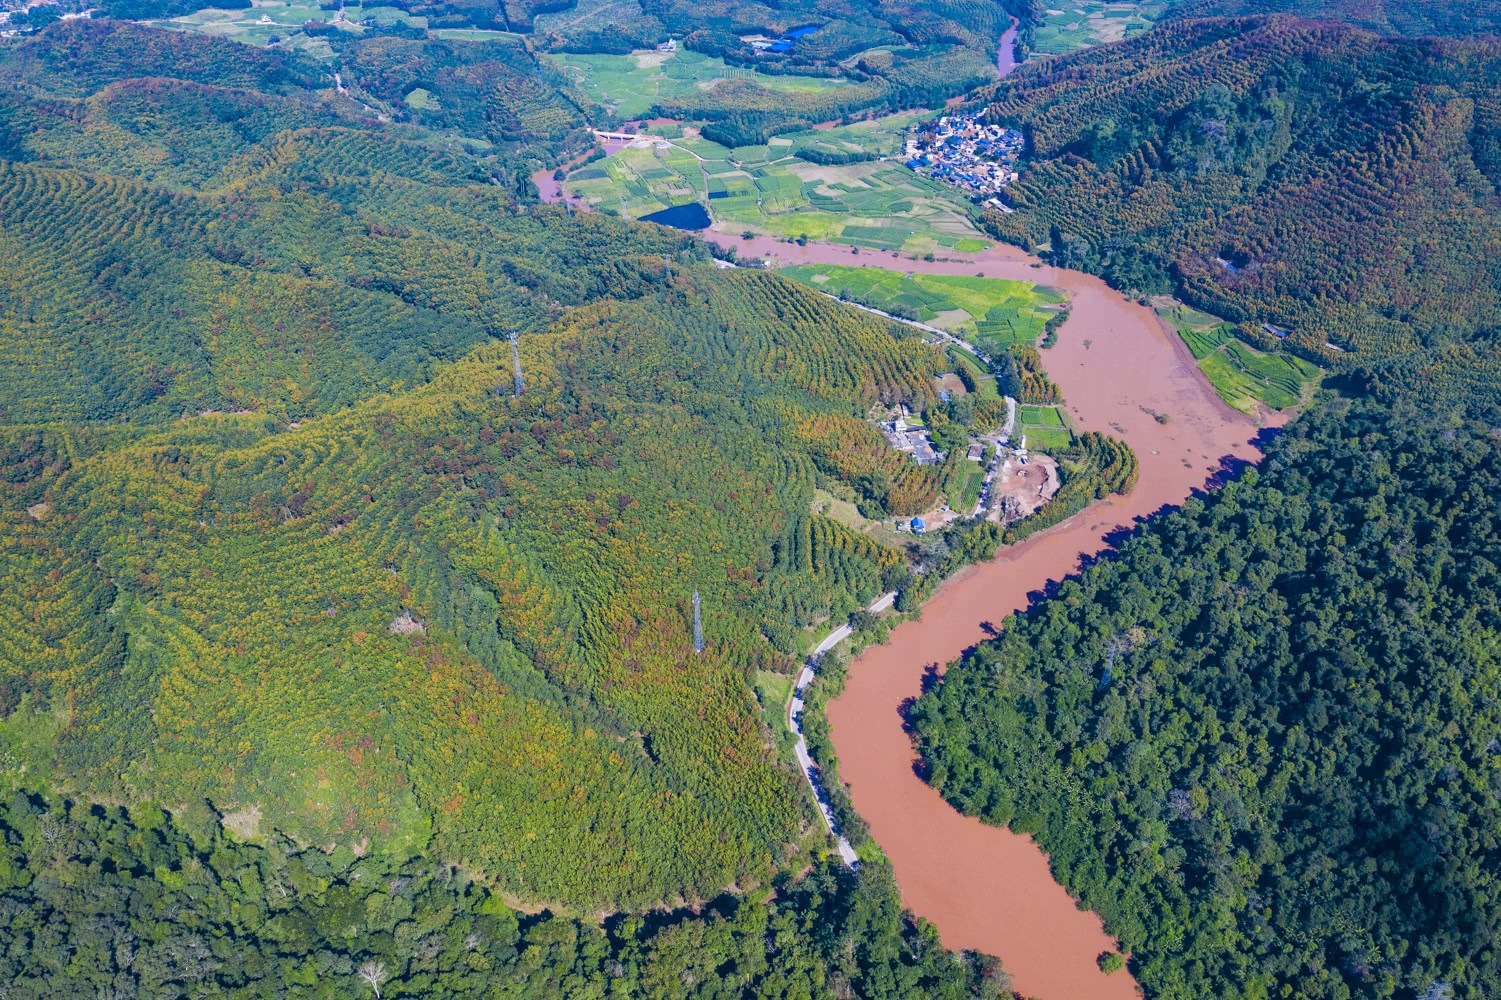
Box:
[786,591,897,868]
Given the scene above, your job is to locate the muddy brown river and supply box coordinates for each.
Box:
[533,154,1275,992]
[709,234,1278,999]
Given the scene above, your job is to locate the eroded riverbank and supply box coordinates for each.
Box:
[709,233,1278,1000]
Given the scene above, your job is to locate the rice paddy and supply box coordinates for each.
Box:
[558,107,996,253]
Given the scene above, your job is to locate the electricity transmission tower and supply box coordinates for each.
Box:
[692,590,704,654]
[509,331,524,396]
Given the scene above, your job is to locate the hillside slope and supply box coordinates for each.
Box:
[1165,0,1501,38]
[979,16,1501,406]
[0,25,951,910]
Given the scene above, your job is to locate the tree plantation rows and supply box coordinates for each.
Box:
[979,15,1501,408]
[0,25,994,913]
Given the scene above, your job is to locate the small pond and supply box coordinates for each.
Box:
[639,202,712,230]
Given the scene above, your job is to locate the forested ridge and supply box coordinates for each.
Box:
[0,793,1011,999]
[0,21,977,915]
[1163,0,1501,38]
[978,15,1501,407]
[914,399,1501,999]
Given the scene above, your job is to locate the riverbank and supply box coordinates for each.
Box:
[712,231,1278,1000]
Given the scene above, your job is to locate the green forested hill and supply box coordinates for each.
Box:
[0,19,326,97]
[913,399,1501,999]
[1164,0,1501,38]
[0,22,960,912]
[0,249,945,907]
[979,15,1501,407]
[0,795,1007,999]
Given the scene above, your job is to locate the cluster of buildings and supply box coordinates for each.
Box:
[882,410,940,467]
[903,109,1024,199]
[1,1,92,36]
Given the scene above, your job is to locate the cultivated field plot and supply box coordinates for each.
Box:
[786,110,929,162]
[564,141,706,217]
[562,131,991,251]
[1016,405,1074,451]
[1157,304,1323,413]
[780,265,1066,351]
[1030,1,1167,57]
[158,2,424,52]
[545,49,849,120]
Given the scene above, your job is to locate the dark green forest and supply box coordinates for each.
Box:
[914,399,1501,1000]
[0,793,1011,999]
[978,15,1501,408]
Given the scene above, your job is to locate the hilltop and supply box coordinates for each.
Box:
[976,15,1501,408]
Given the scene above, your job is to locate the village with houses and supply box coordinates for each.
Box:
[904,108,1025,207]
[877,396,1060,538]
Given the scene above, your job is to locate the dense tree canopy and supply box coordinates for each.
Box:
[0,792,1010,1000]
[914,399,1501,1000]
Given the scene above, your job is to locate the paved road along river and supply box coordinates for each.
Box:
[536,141,1276,997]
[708,233,1279,1000]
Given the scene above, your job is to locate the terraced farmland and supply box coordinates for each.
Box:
[1028,0,1167,57]
[545,49,850,120]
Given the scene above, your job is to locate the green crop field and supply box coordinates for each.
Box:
[545,49,849,120]
[557,107,994,251]
[1019,425,1075,451]
[780,265,1067,353]
[160,3,426,52]
[1157,304,1323,413]
[1029,1,1168,57]
[561,141,707,217]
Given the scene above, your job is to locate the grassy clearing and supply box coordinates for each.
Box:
[755,670,794,725]
[779,265,1066,352]
[1030,1,1168,56]
[403,87,436,109]
[545,49,848,120]
[945,347,999,399]
[812,487,907,549]
[1157,304,1323,413]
